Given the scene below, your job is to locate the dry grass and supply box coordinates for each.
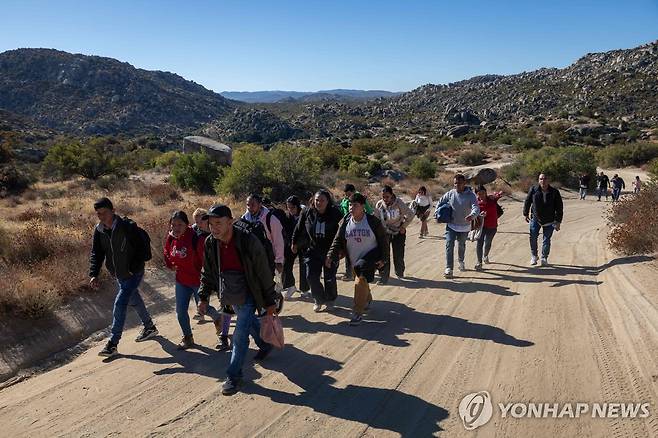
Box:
[0,176,237,319]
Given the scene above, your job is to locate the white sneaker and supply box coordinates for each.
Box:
[458,261,466,272]
[530,255,538,266]
[313,303,322,313]
[483,256,490,264]
[284,286,297,300]
[444,268,453,278]
[540,257,548,266]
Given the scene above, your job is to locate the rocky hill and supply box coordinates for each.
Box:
[221,89,399,104]
[0,49,234,135]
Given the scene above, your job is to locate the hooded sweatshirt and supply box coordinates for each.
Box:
[437,187,480,233]
[163,226,205,287]
[375,196,415,235]
[242,206,285,264]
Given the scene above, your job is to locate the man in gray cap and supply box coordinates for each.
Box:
[197,204,277,396]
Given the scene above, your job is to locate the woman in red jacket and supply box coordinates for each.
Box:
[474,186,503,270]
[164,211,205,349]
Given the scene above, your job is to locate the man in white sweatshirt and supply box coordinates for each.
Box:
[436,174,480,278]
[375,185,415,283]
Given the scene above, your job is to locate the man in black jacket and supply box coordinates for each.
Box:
[197,204,277,396]
[89,198,158,358]
[523,174,563,267]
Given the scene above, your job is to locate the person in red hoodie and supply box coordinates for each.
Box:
[474,186,503,271]
[164,211,206,349]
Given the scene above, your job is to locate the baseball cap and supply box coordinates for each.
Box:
[202,204,232,220]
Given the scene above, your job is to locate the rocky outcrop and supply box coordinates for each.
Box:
[183,136,232,165]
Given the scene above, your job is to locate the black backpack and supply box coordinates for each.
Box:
[496,203,504,218]
[123,217,152,262]
[234,218,275,274]
[266,207,289,242]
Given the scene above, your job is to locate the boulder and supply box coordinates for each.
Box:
[183,136,232,165]
[464,168,498,185]
[447,125,471,138]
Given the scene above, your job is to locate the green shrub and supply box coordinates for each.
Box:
[504,146,597,188]
[43,138,124,180]
[316,142,345,170]
[154,151,183,169]
[596,142,658,168]
[121,148,161,171]
[648,158,658,180]
[457,147,487,165]
[409,156,436,179]
[216,144,322,201]
[170,151,221,193]
[0,163,31,195]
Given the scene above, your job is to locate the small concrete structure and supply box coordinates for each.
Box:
[183,136,232,165]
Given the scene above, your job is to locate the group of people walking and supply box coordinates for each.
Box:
[579,172,641,201]
[88,171,568,395]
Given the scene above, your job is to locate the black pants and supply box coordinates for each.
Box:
[353,247,380,283]
[282,246,309,292]
[304,251,338,304]
[379,232,406,281]
[476,227,497,263]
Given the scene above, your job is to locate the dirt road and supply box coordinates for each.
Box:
[0,190,657,437]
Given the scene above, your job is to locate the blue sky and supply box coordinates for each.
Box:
[1,0,657,92]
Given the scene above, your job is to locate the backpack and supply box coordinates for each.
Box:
[434,203,453,223]
[123,217,152,262]
[496,203,504,218]
[266,207,289,242]
[234,218,276,274]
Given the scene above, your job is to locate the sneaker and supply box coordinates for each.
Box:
[192,312,205,321]
[324,301,335,311]
[254,346,272,361]
[313,303,322,313]
[135,325,158,342]
[376,279,388,286]
[177,335,195,350]
[458,261,466,272]
[483,256,490,264]
[474,263,483,271]
[221,377,241,396]
[216,335,231,351]
[300,291,312,299]
[540,257,548,266]
[98,341,118,358]
[396,273,405,280]
[275,292,284,314]
[284,286,297,300]
[349,313,363,326]
[444,268,453,278]
[340,274,354,282]
[530,255,538,266]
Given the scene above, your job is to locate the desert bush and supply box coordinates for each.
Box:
[502,146,597,188]
[170,151,221,193]
[648,158,658,180]
[457,147,487,165]
[120,147,161,171]
[43,138,125,180]
[0,163,31,195]
[154,151,183,169]
[596,142,658,168]
[215,144,272,197]
[148,184,181,206]
[409,156,437,179]
[607,181,658,254]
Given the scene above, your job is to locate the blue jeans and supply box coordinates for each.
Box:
[529,219,555,259]
[110,271,153,344]
[612,187,622,201]
[597,187,608,200]
[445,226,468,270]
[226,293,270,381]
[175,283,199,337]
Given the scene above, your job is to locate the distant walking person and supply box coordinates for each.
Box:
[633,176,642,194]
[611,174,625,202]
[596,172,610,201]
[339,184,373,281]
[89,197,158,358]
[327,193,389,326]
[523,174,563,267]
[437,174,480,278]
[375,185,414,283]
[163,211,206,350]
[282,195,310,299]
[292,190,343,312]
[578,173,590,200]
[474,186,503,270]
[414,186,432,238]
[197,205,277,396]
